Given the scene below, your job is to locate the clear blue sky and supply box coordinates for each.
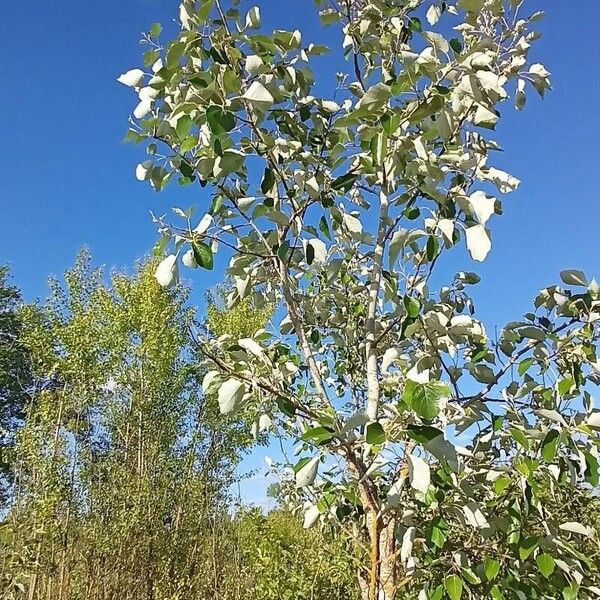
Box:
[1,1,599,504]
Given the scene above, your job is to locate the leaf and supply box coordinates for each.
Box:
[427,516,448,549]
[518,535,539,560]
[359,83,391,111]
[518,358,533,376]
[301,427,334,446]
[206,106,236,135]
[331,172,358,193]
[403,380,449,420]
[560,270,587,287]
[238,338,264,358]
[405,425,444,444]
[587,412,600,430]
[536,553,555,578]
[149,22,162,38]
[319,216,332,240]
[559,522,594,537]
[194,213,213,234]
[261,168,276,194]
[467,191,496,225]
[182,249,197,268]
[319,9,340,26]
[444,574,463,600]
[407,17,422,32]
[450,38,463,54]
[245,6,261,28]
[295,456,319,488]
[484,558,500,581]
[343,214,363,236]
[408,454,430,493]
[426,5,442,25]
[242,81,274,108]
[176,115,192,139]
[152,236,169,257]
[463,502,489,529]
[370,132,387,165]
[404,296,421,318]
[366,422,385,445]
[192,242,214,270]
[154,254,178,287]
[217,378,245,414]
[117,68,145,87]
[202,370,221,394]
[541,429,560,462]
[166,41,185,69]
[303,504,320,529]
[305,238,327,265]
[465,225,491,262]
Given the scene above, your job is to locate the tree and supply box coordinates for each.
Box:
[120,2,600,598]
[0,266,31,508]
[2,252,253,600]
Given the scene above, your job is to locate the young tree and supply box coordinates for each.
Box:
[3,252,253,600]
[120,2,600,598]
[0,266,31,508]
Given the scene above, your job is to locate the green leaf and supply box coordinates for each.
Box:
[166,41,185,69]
[370,132,387,165]
[176,115,192,140]
[509,427,530,450]
[518,535,539,561]
[429,586,444,600]
[319,8,340,26]
[261,168,276,194]
[206,106,236,135]
[444,574,463,600]
[536,553,555,578]
[277,241,290,261]
[484,557,500,581]
[152,236,169,257]
[404,296,421,318]
[149,22,162,39]
[518,358,533,376]
[560,270,587,287]
[405,425,444,444]
[301,427,334,446]
[408,17,422,32]
[331,172,358,193]
[449,38,463,53]
[192,242,214,270]
[319,216,332,240]
[427,516,448,549]
[360,84,391,111]
[366,422,385,445]
[403,380,449,420]
[199,0,215,22]
[490,586,504,600]
[541,429,560,462]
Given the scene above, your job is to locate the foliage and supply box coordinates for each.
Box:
[121,1,600,599]
[237,508,361,600]
[1,251,250,600]
[206,282,273,339]
[0,266,31,508]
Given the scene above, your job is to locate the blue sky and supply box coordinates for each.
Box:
[1,1,599,505]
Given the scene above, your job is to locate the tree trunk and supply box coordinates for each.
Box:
[364,512,398,600]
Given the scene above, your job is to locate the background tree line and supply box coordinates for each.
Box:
[0,251,360,600]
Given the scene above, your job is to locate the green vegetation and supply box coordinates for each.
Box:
[120,0,600,597]
[2,1,600,599]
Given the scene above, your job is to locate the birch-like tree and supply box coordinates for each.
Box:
[120,1,600,598]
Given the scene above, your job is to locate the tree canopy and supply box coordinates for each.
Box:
[118,1,600,598]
